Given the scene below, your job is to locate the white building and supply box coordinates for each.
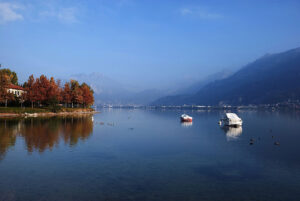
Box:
[6,84,25,97]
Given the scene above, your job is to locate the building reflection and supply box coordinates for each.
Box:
[221,126,243,141]
[0,115,94,159]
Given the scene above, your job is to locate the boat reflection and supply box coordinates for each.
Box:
[221,126,243,141]
[0,115,94,160]
[181,121,193,127]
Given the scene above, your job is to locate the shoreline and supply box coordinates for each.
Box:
[0,111,99,118]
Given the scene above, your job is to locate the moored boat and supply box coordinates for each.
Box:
[181,114,193,122]
[221,113,242,126]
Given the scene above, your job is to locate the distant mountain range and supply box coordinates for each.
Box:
[172,69,232,95]
[69,73,167,105]
[70,73,133,105]
[69,70,232,105]
[152,47,300,106]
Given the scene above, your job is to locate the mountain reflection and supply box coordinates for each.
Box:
[0,116,93,159]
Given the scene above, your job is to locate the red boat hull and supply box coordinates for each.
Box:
[181,118,193,122]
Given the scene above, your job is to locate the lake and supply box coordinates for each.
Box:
[0,109,300,201]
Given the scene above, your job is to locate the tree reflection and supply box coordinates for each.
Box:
[21,118,61,153]
[0,115,93,159]
[60,117,93,146]
[0,119,19,160]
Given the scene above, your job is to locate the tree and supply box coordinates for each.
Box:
[36,75,50,105]
[81,83,94,107]
[47,77,60,106]
[62,82,72,107]
[56,79,62,103]
[25,75,37,108]
[23,75,94,109]
[0,72,14,107]
[0,68,18,85]
[70,80,81,108]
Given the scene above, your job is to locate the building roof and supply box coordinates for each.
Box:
[7,84,25,91]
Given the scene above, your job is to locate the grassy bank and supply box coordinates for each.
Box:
[0,107,94,114]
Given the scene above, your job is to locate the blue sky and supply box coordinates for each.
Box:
[0,0,300,89]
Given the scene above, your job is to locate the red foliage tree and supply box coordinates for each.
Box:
[36,75,50,105]
[47,77,61,105]
[0,71,15,107]
[81,83,94,107]
[70,80,82,108]
[23,75,94,108]
[62,82,72,107]
[24,75,37,108]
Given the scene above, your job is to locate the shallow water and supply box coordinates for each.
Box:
[0,109,300,201]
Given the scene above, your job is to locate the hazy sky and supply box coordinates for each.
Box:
[1,0,300,89]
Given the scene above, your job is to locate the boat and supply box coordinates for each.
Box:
[181,114,193,122]
[221,113,242,126]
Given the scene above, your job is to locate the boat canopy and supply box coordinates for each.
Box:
[225,113,241,120]
[181,114,191,118]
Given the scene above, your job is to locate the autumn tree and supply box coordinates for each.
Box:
[36,75,50,105]
[24,75,37,108]
[47,77,61,106]
[23,75,94,109]
[62,82,72,107]
[81,83,94,107]
[70,80,83,108]
[0,68,18,85]
[0,72,14,107]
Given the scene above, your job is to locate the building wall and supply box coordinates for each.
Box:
[7,89,25,97]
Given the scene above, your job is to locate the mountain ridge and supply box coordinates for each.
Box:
[152,47,300,106]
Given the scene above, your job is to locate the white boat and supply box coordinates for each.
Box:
[221,113,242,126]
[181,114,193,122]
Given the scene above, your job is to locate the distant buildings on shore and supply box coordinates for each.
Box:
[97,100,300,110]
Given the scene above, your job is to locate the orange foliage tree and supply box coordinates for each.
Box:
[23,75,94,108]
[0,72,14,107]
[70,80,82,108]
[81,83,94,107]
[24,75,37,108]
[62,82,72,107]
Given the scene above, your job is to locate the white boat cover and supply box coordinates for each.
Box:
[225,113,241,120]
[181,114,192,119]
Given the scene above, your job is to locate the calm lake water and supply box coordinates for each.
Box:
[1,109,300,201]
